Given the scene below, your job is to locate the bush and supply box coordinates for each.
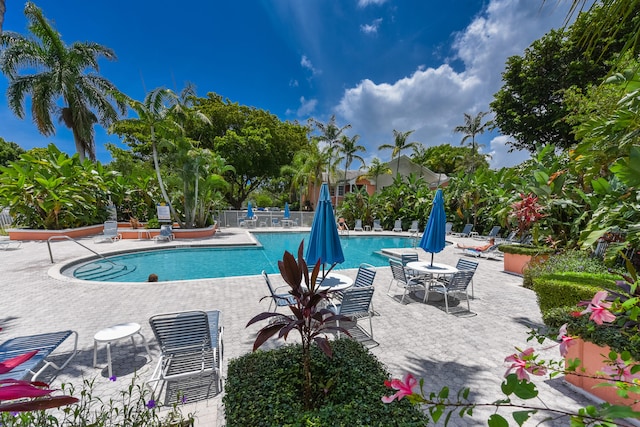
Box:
[145,217,161,229]
[223,339,428,426]
[532,272,616,313]
[497,244,555,256]
[522,249,612,289]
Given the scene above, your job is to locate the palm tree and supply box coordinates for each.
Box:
[0,2,126,161]
[110,88,182,225]
[453,111,492,172]
[378,129,419,174]
[361,158,392,192]
[309,115,351,204]
[0,0,5,33]
[336,134,366,197]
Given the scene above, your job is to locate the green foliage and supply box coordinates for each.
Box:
[411,144,481,175]
[145,218,160,229]
[532,273,614,313]
[0,137,24,167]
[0,144,111,229]
[0,376,194,426]
[497,245,554,256]
[223,339,428,426]
[523,249,614,288]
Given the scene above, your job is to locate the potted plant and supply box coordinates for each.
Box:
[554,266,640,409]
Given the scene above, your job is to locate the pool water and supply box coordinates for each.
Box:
[68,232,417,282]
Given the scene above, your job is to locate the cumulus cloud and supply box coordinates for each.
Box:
[360,18,383,35]
[334,0,572,168]
[286,96,318,117]
[486,135,530,169]
[357,0,387,7]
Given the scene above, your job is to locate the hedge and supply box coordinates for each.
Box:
[223,339,428,426]
[532,272,618,313]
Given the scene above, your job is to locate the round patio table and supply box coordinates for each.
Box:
[93,322,151,378]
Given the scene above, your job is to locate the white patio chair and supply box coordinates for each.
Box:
[353,219,364,232]
[153,224,174,242]
[95,220,122,243]
[328,285,375,341]
[392,220,403,232]
[429,270,475,313]
[387,259,428,304]
[372,219,383,232]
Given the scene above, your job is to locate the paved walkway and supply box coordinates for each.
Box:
[1,228,594,426]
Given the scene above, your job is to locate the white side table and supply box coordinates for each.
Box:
[93,322,151,378]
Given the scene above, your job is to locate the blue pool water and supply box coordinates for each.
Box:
[68,232,416,282]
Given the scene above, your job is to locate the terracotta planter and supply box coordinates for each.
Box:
[9,223,217,241]
[565,338,640,410]
[502,253,548,276]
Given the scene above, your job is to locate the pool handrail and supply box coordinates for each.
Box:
[47,235,118,265]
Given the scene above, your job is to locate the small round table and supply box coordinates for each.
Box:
[93,322,151,378]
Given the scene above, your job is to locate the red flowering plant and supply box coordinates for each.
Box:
[510,193,545,240]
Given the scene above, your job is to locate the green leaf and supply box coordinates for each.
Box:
[610,145,640,186]
[513,410,535,426]
[488,414,509,427]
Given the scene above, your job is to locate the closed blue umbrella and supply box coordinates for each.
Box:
[419,189,446,266]
[283,202,290,219]
[247,201,254,219]
[306,183,345,277]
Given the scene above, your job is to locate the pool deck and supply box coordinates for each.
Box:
[1,227,597,426]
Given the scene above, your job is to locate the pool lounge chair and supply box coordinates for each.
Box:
[478,226,501,240]
[445,222,453,235]
[392,220,403,232]
[154,224,174,242]
[0,330,79,382]
[148,310,224,397]
[408,220,419,235]
[372,219,383,232]
[95,220,122,243]
[0,240,21,250]
[451,224,473,238]
[353,219,364,232]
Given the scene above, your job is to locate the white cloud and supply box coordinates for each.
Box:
[289,79,299,87]
[334,0,573,168]
[286,96,318,117]
[360,18,383,35]
[301,55,321,76]
[357,0,387,7]
[486,135,530,169]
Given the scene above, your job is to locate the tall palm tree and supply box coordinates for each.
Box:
[0,2,126,161]
[361,157,392,192]
[0,0,5,33]
[453,111,492,173]
[309,115,351,205]
[378,129,419,173]
[110,88,182,225]
[336,134,366,197]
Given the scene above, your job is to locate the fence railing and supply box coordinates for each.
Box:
[214,210,316,228]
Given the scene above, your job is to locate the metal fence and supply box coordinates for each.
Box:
[214,210,316,228]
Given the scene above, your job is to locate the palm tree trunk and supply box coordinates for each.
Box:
[0,0,6,34]
[151,127,183,228]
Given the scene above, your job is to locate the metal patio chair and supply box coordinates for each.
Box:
[387,258,428,304]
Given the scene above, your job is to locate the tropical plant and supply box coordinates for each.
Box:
[246,242,349,410]
[453,111,492,172]
[0,144,112,229]
[0,138,24,167]
[0,2,126,162]
[378,129,419,173]
[360,157,391,192]
[335,133,365,196]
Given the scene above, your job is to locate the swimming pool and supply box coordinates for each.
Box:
[65,232,417,282]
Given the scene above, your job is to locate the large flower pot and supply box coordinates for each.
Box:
[502,252,549,276]
[565,338,640,410]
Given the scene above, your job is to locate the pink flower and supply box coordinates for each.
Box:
[557,323,576,357]
[580,291,616,325]
[381,373,417,403]
[504,348,547,381]
[602,357,640,383]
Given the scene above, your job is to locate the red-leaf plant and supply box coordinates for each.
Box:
[510,193,545,238]
[246,241,351,410]
[0,332,78,413]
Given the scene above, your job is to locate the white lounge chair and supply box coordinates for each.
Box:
[95,220,122,243]
[408,220,419,235]
[392,220,403,232]
[148,310,223,397]
[0,240,21,250]
[353,219,364,232]
[452,224,473,238]
[372,219,383,232]
[153,224,174,242]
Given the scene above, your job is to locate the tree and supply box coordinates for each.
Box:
[336,134,366,196]
[411,144,483,175]
[453,112,492,172]
[491,2,640,153]
[0,0,5,33]
[378,129,418,173]
[0,2,126,162]
[0,137,24,167]
[193,93,308,209]
[109,87,183,225]
[361,158,391,192]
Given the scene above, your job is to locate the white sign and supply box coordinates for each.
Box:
[157,204,171,221]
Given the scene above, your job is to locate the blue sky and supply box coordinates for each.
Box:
[1,0,579,169]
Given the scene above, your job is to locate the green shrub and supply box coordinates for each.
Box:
[522,249,612,289]
[497,244,554,256]
[145,217,161,229]
[223,339,428,426]
[532,272,616,313]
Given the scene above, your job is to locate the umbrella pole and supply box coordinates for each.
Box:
[430,252,434,267]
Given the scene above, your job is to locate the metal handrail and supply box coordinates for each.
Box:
[47,235,117,265]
